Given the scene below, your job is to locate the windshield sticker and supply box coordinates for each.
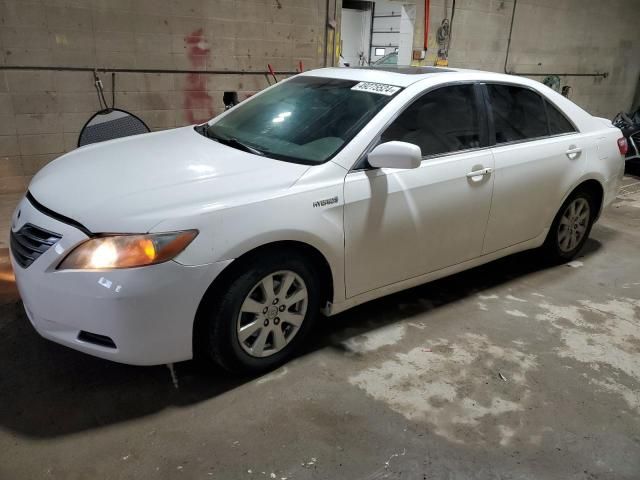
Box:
[351,82,401,96]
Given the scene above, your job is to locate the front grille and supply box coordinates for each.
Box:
[10,223,61,268]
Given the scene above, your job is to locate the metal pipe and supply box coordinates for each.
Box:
[332,0,338,66]
[503,0,608,79]
[424,0,430,50]
[324,0,331,67]
[509,72,609,78]
[448,0,456,46]
[368,1,375,64]
[0,65,299,75]
[503,0,517,74]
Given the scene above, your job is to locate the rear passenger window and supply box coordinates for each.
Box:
[546,100,576,135]
[380,84,481,157]
[487,85,548,143]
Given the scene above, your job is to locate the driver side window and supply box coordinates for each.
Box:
[380,84,481,158]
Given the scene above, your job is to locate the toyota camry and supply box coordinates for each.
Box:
[10,66,626,372]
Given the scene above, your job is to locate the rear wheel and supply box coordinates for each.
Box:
[198,251,321,374]
[544,190,595,262]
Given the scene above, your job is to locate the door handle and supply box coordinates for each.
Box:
[466,167,493,178]
[565,145,582,159]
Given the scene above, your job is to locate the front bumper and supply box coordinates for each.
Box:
[10,195,231,365]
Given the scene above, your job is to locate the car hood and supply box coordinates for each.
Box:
[29,127,310,233]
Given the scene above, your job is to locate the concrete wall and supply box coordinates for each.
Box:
[413,0,640,118]
[0,0,335,194]
[1,0,638,195]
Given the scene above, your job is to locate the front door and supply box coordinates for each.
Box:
[344,83,495,298]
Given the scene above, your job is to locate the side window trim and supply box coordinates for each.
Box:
[542,97,552,136]
[352,80,488,171]
[479,83,496,146]
[473,83,491,149]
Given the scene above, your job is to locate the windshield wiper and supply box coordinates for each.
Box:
[223,137,265,156]
[201,126,265,156]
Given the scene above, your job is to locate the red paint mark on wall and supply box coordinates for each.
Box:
[183,29,214,124]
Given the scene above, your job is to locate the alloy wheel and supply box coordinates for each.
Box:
[557,197,590,253]
[236,270,308,358]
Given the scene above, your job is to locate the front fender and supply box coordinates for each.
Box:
[151,183,347,304]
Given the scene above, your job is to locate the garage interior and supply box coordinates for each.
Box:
[1,0,639,478]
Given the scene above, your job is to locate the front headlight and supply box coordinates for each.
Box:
[57,230,198,270]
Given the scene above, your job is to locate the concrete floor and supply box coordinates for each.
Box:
[0,171,639,480]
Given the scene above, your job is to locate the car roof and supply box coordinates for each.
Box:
[299,66,530,88]
[297,66,599,133]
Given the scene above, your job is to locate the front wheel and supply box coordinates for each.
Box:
[198,251,321,374]
[543,190,595,262]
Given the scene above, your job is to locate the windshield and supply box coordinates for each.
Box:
[205,76,401,165]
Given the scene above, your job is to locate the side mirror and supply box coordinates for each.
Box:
[367,141,422,169]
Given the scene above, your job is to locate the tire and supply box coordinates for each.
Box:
[543,189,596,262]
[198,250,321,374]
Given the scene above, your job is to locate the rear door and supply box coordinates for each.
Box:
[344,83,495,297]
[481,83,584,254]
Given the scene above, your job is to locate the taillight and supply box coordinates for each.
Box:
[617,137,628,155]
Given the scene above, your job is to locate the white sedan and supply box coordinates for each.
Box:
[10,67,626,372]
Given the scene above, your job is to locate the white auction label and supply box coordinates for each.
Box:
[351,82,401,96]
